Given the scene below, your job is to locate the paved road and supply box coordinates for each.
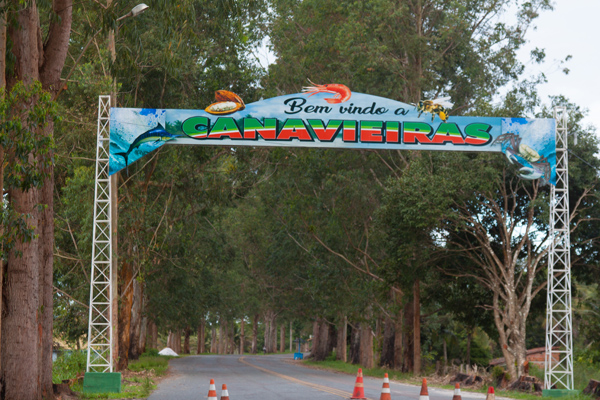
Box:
[148,354,496,400]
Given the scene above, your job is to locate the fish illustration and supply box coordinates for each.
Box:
[115,123,181,171]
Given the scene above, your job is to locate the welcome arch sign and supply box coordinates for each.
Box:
[108,87,557,184]
[88,87,572,393]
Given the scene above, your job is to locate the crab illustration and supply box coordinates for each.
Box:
[493,133,552,185]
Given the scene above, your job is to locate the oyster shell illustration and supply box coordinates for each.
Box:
[519,143,540,162]
[205,90,246,115]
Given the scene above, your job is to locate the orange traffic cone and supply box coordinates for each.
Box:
[485,386,495,400]
[220,383,230,400]
[351,368,367,399]
[207,379,218,400]
[452,383,462,400]
[419,378,429,400]
[380,373,391,400]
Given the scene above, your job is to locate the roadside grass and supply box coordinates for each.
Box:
[75,354,176,399]
[53,349,177,399]
[303,359,413,382]
[128,354,174,376]
[72,377,155,400]
[301,359,594,400]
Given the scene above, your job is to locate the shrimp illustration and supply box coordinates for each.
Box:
[302,79,352,103]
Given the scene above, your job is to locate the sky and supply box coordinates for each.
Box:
[517,0,600,131]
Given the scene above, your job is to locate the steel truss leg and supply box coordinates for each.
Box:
[544,106,574,390]
[86,95,113,372]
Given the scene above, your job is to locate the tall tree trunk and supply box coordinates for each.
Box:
[263,311,276,353]
[117,260,134,370]
[359,321,374,368]
[175,330,182,354]
[149,320,157,349]
[466,328,472,366]
[515,340,527,378]
[375,317,382,365]
[166,331,172,349]
[327,322,337,356]
[443,338,448,373]
[39,134,54,399]
[239,319,245,355]
[289,321,293,352]
[336,316,347,362]
[40,0,72,394]
[0,7,5,379]
[413,279,421,375]
[314,319,331,361]
[138,313,148,356]
[270,318,277,353]
[224,320,229,354]
[217,322,222,354]
[197,319,205,354]
[402,297,414,373]
[229,323,235,354]
[3,4,41,399]
[128,277,143,360]
[279,324,285,353]
[218,321,226,355]
[263,316,270,353]
[252,314,258,354]
[311,318,320,357]
[394,295,404,369]
[183,327,191,354]
[3,187,40,399]
[350,323,361,364]
[380,315,395,367]
[39,176,53,398]
[493,290,527,379]
[210,326,217,353]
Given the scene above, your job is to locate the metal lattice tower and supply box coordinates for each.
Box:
[86,95,113,372]
[544,106,573,390]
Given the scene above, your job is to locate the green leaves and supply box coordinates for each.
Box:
[1,81,57,190]
[1,81,58,256]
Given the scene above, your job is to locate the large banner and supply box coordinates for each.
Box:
[110,85,557,184]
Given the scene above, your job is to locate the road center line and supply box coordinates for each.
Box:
[238,357,374,400]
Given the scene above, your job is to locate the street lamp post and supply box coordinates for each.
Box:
[107,2,148,370]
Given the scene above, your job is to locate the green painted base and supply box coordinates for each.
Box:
[83,372,122,394]
[542,389,580,398]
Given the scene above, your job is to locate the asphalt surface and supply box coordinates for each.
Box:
[148,353,497,400]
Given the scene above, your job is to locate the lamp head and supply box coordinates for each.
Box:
[130,3,149,17]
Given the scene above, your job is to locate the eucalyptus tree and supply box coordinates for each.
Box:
[1,0,73,397]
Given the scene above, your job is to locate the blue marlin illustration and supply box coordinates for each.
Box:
[115,123,181,171]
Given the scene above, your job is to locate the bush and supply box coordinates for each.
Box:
[142,348,160,357]
[52,351,86,384]
[491,365,510,382]
[574,359,600,391]
[491,365,505,380]
[528,363,544,382]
